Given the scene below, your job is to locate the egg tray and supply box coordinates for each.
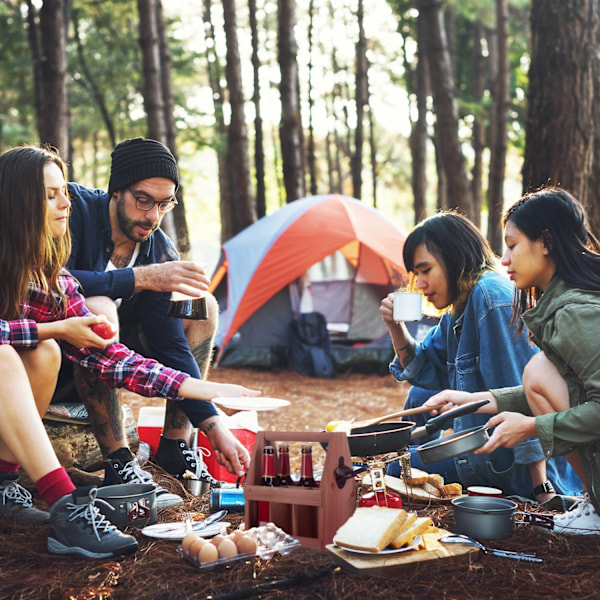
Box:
[178,523,301,571]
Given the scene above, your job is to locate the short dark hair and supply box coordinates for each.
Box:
[403,211,497,308]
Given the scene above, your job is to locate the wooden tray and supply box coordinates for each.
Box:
[361,473,464,504]
[326,528,479,574]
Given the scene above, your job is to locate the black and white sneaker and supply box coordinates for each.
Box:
[47,488,138,559]
[0,478,49,526]
[103,454,183,509]
[153,436,218,487]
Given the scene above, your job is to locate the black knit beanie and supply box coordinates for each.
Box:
[107,137,179,195]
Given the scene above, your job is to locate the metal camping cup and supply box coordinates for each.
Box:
[167,292,208,320]
[393,292,423,322]
[451,496,518,540]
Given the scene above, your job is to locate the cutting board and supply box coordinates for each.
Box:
[362,473,463,504]
[326,528,478,575]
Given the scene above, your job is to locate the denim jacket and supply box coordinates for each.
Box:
[390,271,582,497]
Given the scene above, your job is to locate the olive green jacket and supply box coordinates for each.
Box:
[492,276,600,511]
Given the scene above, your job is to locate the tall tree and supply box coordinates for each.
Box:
[28,0,70,161]
[351,0,367,200]
[137,0,176,243]
[418,0,472,218]
[486,0,509,254]
[249,0,267,218]
[306,0,318,197]
[470,17,484,230]
[522,0,596,205]
[278,0,305,202]
[202,0,231,240]
[222,0,255,236]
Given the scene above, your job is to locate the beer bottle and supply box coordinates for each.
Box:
[258,445,277,525]
[277,444,294,486]
[298,444,318,487]
[261,445,278,487]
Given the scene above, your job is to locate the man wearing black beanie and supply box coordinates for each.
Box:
[53,138,234,506]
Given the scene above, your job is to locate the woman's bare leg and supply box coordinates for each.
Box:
[523,351,585,485]
[0,345,61,481]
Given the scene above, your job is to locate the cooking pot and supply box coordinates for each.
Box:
[96,483,158,529]
[452,495,517,540]
[328,399,489,457]
[417,424,490,464]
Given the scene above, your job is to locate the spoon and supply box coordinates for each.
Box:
[440,533,542,563]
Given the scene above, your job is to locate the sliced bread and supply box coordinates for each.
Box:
[334,507,410,553]
[390,516,433,549]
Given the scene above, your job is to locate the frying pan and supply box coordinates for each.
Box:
[338,400,489,457]
[417,425,490,464]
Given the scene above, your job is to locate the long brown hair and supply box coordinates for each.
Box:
[0,146,71,319]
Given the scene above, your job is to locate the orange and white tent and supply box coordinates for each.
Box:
[210,194,408,366]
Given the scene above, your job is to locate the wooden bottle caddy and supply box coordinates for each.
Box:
[244,431,357,550]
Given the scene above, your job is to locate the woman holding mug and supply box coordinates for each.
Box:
[380,211,580,505]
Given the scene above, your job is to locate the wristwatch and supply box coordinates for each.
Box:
[533,481,556,496]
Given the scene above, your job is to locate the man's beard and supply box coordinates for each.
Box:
[116,196,159,242]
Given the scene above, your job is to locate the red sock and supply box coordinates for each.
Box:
[35,467,76,507]
[0,459,19,474]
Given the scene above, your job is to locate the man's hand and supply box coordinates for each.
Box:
[133,261,211,295]
[201,418,250,476]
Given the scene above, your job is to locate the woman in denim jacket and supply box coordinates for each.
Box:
[381,212,581,503]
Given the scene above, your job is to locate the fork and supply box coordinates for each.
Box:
[440,534,542,563]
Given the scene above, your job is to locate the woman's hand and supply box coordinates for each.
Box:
[424,390,497,415]
[475,412,538,454]
[379,292,395,325]
[59,315,117,349]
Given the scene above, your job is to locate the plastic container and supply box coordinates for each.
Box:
[197,429,257,483]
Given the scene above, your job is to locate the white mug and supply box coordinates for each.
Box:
[393,292,423,322]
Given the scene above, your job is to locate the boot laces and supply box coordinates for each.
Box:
[183,447,216,482]
[0,481,33,508]
[67,488,117,542]
[118,458,153,485]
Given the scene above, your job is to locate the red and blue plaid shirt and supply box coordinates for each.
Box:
[1,271,187,399]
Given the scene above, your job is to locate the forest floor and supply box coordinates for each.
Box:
[1,367,599,599]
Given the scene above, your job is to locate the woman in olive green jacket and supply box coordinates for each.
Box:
[422,187,600,535]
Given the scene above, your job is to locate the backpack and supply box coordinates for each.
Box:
[289,312,336,378]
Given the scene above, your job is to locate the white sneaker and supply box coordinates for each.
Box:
[549,494,600,535]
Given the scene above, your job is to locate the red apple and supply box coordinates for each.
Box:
[91,321,116,339]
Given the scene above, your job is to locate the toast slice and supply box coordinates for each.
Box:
[334,507,410,553]
[390,516,433,549]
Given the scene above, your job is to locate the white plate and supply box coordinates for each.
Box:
[213,397,291,411]
[333,535,422,555]
[141,521,231,540]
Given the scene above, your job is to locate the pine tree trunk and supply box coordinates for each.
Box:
[419,0,471,218]
[223,0,256,234]
[351,0,366,200]
[278,0,305,202]
[38,0,70,161]
[470,19,485,230]
[522,0,596,205]
[249,0,267,218]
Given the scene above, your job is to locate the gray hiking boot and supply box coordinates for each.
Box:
[47,487,138,559]
[103,456,183,509]
[0,479,49,526]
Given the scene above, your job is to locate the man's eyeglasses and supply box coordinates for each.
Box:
[127,187,178,213]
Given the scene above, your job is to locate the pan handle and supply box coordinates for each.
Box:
[411,399,490,439]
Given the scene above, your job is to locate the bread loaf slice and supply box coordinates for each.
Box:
[334,507,410,553]
[426,473,445,489]
[403,468,429,486]
[390,516,433,549]
[421,482,442,497]
[440,482,462,497]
